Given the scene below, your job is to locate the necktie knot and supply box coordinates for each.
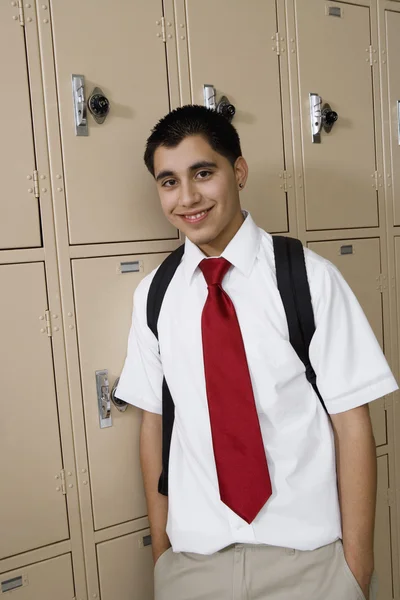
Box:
[199,257,231,287]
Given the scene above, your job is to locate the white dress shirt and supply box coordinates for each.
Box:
[116,211,398,554]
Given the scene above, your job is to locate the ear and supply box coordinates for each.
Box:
[234,156,249,189]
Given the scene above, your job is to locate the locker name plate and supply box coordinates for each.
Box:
[1,574,28,593]
[119,261,142,274]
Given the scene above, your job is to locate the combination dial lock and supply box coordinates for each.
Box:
[217,96,236,122]
[88,87,110,124]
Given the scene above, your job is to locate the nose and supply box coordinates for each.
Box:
[178,180,202,208]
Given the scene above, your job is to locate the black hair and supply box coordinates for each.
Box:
[144,104,242,177]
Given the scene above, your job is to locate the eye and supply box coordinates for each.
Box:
[162,178,177,188]
[196,170,212,180]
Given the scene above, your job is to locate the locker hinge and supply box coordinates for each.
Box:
[60,469,67,495]
[373,171,379,191]
[369,45,374,67]
[280,170,290,192]
[17,0,25,26]
[387,488,395,507]
[33,170,40,198]
[273,32,282,56]
[44,309,53,337]
[376,274,387,293]
[161,16,166,43]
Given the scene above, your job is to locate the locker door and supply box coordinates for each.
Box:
[0,555,74,600]
[0,263,69,559]
[385,10,400,226]
[71,254,169,530]
[307,239,386,447]
[295,1,378,231]
[375,456,393,600]
[51,1,177,245]
[0,5,41,249]
[97,529,153,600]
[185,0,288,233]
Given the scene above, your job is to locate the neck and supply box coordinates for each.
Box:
[198,210,245,257]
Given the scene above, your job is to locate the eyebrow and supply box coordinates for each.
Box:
[155,161,218,182]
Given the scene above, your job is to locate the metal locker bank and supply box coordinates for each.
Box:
[1,1,400,599]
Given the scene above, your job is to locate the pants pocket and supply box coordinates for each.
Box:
[154,547,173,574]
[337,540,367,600]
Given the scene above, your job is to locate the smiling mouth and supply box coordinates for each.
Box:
[179,207,213,223]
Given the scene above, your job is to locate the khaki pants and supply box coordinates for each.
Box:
[154,539,378,600]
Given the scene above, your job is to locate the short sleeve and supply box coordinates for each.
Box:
[306,253,398,414]
[115,273,163,414]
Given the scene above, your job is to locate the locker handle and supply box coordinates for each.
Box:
[309,93,338,143]
[203,85,236,122]
[72,74,88,136]
[95,370,112,428]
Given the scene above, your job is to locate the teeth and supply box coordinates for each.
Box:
[185,210,208,220]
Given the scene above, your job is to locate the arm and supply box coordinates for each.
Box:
[140,410,171,565]
[331,404,376,598]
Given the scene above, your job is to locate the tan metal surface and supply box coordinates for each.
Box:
[1,1,397,599]
[308,238,386,446]
[71,253,169,530]
[295,1,378,231]
[0,554,74,599]
[185,0,288,233]
[376,455,393,600]
[385,10,400,227]
[0,5,41,249]
[97,529,153,600]
[0,263,69,559]
[50,0,177,245]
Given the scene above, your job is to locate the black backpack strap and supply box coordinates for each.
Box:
[273,236,328,414]
[147,244,185,339]
[147,244,185,496]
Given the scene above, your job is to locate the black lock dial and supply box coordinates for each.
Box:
[323,109,338,126]
[217,97,236,122]
[89,94,110,117]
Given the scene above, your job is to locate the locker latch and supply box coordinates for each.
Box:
[72,76,110,135]
[95,370,112,428]
[72,74,88,136]
[203,85,236,122]
[309,93,338,143]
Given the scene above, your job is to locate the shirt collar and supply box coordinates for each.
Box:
[182,210,261,284]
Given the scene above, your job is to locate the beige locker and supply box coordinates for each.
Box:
[184,0,288,233]
[97,529,154,600]
[0,554,74,599]
[71,253,169,531]
[295,1,378,231]
[0,4,41,249]
[375,455,393,600]
[307,239,386,446]
[0,263,69,559]
[50,0,177,245]
[384,10,400,226]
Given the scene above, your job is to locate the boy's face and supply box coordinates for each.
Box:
[153,135,248,256]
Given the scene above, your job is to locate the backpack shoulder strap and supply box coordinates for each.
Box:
[273,235,327,413]
[147,244,185,339]
[146,243,184,497]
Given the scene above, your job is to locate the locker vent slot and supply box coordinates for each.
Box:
[327,6,341,17]
[340,245,353,255]
[2,576,23,593]
[120,261,140,274]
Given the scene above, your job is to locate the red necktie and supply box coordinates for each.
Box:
[199,258,272,523]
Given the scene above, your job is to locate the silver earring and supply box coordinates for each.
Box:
[239,183,244,189]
